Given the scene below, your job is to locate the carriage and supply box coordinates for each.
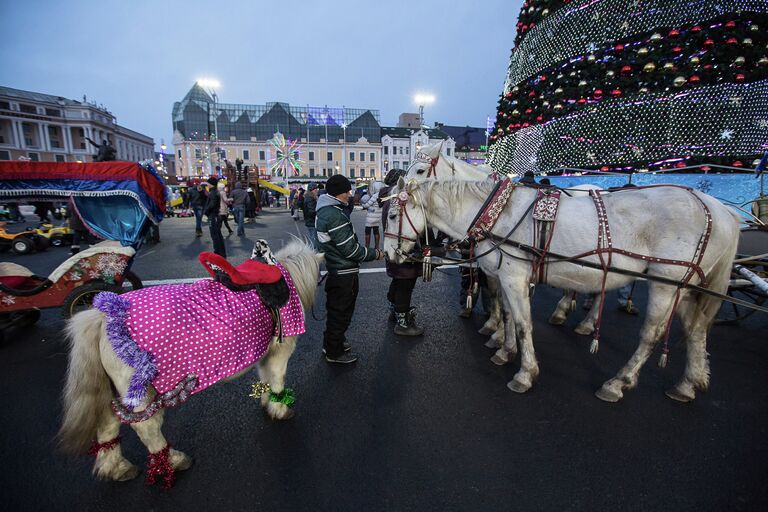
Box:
[0,161,166,340]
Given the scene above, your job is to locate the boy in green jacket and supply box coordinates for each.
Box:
[316,174,383,363]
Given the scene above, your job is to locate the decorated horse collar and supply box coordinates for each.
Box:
[467,177,517,241]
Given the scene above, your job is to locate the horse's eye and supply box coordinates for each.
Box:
[389,214,396,220]
[417,169,424,174]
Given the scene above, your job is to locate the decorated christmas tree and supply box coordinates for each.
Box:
[486,0,768,174]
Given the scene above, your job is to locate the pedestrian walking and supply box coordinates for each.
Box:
[302,183,319,249]
[229,182,248,236]
[360,181,383,248]
[204,177,226,257]
[221,184,234,236]
[316,174,383,363]
[289,187,297,217]
[246,187,257,221]
[188,183,207,237]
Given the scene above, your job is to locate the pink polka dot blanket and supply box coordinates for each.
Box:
[92,263,304,409]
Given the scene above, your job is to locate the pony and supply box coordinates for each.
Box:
[403,142,608,363]
[384,178,740,402]
[57,240,322,484]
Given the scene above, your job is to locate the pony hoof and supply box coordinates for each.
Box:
[478,326,495,335]
[548,314,566,326]
[594,386,622,402]
[113,463,140,482]
[507,379,530,393]
[171,451,193,472]
[574,323,595,336]
[279,408,295,420]
[665,387,694,403]
[484,337,500,349]
[490,353,509,366]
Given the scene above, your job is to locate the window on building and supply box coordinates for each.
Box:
[447,148,451,156]
[393,161,399,169]
[243,149,250,160]
[310,168,315,177]
[22,123,37,147]
[350,168,355,178]
[55,154,65,162]
[360,169,365,177]
[405,147,409,154]
[178,149,181,158]
[360,152,365,162]
[28,152,39,161]
[20,104,36,114]
[309,151,314,161]
[195,149,202,159]
[403,161,409,169]
[48,126,62,148]
[327,151,332,161]
[370,152,375,162]
[384,146,388,155]
[259,150,266,160]
[0,101,9,110]
[45,108,61,117]
[0,150,10,160]
[349,152,355,161]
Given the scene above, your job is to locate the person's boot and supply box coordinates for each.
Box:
[394,309,424,336]
[406,307,424,335]
[388,302,396,322]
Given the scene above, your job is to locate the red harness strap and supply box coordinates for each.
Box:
[89,435,122,455]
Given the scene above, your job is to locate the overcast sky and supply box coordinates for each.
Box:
[0,0,521,150]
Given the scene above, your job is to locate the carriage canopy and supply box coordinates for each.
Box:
[0,161,167,246]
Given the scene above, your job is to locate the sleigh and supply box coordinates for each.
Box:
[0,161,166,340]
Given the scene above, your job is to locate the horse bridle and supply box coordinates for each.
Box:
[382,181,434,261]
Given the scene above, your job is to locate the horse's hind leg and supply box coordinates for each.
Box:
[549,290,573,326]
[491,291,517,366]
[258,336,298,420]
[596,283,676,402]
[92,407,139,481]
[666,294,710,402]
[130,409,193,472]
[498,277,539,392]
[574,293,602,336]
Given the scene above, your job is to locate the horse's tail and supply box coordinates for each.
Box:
[58,309,112,454]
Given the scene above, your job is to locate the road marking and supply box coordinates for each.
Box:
[139,265,458,286]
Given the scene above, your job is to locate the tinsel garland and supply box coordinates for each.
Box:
[249,381,296,407]
[145,444,175,490]
[88,436,122,456]
[93,292,157,408]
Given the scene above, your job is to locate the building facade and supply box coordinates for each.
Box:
[172,83,384,182]
[437,124,488,165]
[380,127,456,173]
[0,86,154,163]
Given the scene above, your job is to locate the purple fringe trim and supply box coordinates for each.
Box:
[93,292,157,408]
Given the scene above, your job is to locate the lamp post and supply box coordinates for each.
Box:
[160,141,166,175]
[414,93,435,129]
[341,123,347,177]
[198,78,221,175]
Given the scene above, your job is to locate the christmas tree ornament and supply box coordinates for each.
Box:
[638,47,649,56]
[643,62,656,72]
[673,76,687,87]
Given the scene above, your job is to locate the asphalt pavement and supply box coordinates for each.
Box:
[1,208,767,511]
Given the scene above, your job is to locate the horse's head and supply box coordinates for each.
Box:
[405,141,445,181]
[383,177,429,264]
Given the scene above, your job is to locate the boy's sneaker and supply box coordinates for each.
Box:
[322,343,351,355]
[325,352,358,364]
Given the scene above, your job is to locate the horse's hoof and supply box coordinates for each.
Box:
[548,314,566,326]
[665,387,694,403]
[478,326,495,335]
[594,386,622,402]
[280,408,295,420]
[114,463,140,482]
[172,452,193,472]
[507,379,530,393]
[484,337,500,349]
[490,353,509,366]
[574,323,595,336]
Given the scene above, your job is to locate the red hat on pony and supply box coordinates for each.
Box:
[198,252,281,285]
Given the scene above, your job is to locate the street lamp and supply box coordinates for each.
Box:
[197,78,220,175]
[414,93,435,129]
[341,123,347,177]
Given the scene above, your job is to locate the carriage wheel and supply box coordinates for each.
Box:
[715,288,767,325]
[62,281,122,319]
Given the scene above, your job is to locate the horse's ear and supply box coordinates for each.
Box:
[314,252,325,263]
[397,176,405,189]
[429,141,443,157]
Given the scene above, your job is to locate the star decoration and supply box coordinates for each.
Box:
[757,119,768,129]
[720,129,734,140]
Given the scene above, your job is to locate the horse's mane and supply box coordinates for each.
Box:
[419,179,497,211]
[275,238,320,309]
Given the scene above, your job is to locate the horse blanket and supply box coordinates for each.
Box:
[94,263,304,408]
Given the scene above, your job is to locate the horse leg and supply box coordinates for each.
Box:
[574,293,602,336]
[595,283,677,402]
[257,336,298,420]
[491,291,517,365]
[99,337,192,474]
[666,294,710,402]
[92,407,139,481]
[499,280,539,392]
[548,290,572,326]
[479,279,502,335]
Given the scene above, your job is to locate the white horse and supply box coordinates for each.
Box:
[404,142,607,362]
[384,178,739,402]
[58,240,322,484]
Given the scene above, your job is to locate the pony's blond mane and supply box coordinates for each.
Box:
[275,238,320,309]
